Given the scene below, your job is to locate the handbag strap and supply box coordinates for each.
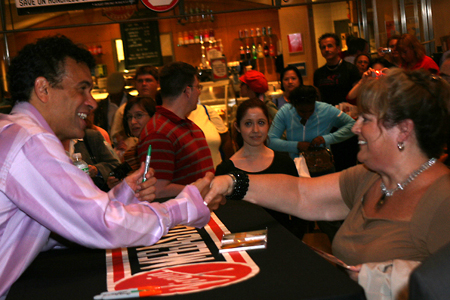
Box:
[202,105,211,121]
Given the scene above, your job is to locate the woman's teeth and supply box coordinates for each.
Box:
[78,113,87,120]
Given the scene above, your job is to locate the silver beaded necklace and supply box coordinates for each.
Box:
[378,158,437,207]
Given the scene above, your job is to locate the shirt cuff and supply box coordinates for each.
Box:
[163,185,211,228]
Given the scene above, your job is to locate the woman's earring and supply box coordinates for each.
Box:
[397,142,405,151]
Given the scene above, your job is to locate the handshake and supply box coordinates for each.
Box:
[127,164,230,212]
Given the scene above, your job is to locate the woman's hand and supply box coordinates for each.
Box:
[310,136,325,147]
[204,175,234,209]
[190,172,226,211]
[346,264,362,281]
[362,67,389,80]
[125,163,157,202]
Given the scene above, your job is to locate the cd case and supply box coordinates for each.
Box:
[303,242,352,269]
[219,229,268,253]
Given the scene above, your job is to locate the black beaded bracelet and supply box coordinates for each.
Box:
[226,171,249,200]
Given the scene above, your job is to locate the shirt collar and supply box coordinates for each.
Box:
[157,106,193,125]
[11,101,56,136]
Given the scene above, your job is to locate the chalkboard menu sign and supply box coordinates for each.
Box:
[120,21,163,69]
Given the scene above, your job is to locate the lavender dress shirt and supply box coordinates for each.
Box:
[0,102,210,298]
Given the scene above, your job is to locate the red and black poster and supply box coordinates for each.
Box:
[105,213,260,295]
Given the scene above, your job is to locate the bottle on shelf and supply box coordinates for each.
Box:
[257,43,264,59]
[189,31,194,44]
[201,4,206,21]
[240,44,245,60]
[256,28,261,37]
[263,41,269,57]
[195,6,201,23]
[269,39,276,57]
[218,40,224,53]
[184,31,189,45]
[209,28,215,42]
[252,43,257,60]
[199,29,204,43]
[194,30,200,44]
[246,43,251,60]
[188,5,195,23]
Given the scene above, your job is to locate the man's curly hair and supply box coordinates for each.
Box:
[8,35,95,103]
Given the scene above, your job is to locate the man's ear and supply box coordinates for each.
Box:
[184,85,192,99]
[34,77,50,103]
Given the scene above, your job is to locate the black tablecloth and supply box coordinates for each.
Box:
[7,200,365,300]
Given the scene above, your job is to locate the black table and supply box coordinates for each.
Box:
[7,201,365,300]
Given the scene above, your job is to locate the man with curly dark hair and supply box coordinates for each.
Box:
[0,35,214,298]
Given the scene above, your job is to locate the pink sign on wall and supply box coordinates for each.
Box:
[287,33,303,53]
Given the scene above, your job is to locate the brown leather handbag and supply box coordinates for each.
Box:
[301,146,334,174]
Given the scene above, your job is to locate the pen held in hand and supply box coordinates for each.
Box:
[93,285,161,299]
[142,145,152,183]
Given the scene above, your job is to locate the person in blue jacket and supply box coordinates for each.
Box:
[268,85,356,242]
[268,85,355,161]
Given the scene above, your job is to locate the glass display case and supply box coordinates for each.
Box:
[198,79,236,127]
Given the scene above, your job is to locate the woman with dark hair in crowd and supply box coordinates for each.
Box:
[206,68,450,296]
[107,96,156,188]
[273,66,304,109]
[215,98,308,239]
[370,57,394,70]
[398,33,440,74]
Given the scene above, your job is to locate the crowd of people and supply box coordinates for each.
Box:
[1,31,450,300]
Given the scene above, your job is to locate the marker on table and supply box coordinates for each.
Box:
[142,145,151,183]
[93,286,161,299]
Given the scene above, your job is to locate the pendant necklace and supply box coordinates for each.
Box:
[377,158,437,208]
[326,59,342,71]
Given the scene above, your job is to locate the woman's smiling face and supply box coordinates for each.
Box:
[236,107,269,147]
[351,113,398,169]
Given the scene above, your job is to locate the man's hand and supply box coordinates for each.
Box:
[204,175,235,209]
[125,163,157,202]
[191,172,227,211]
